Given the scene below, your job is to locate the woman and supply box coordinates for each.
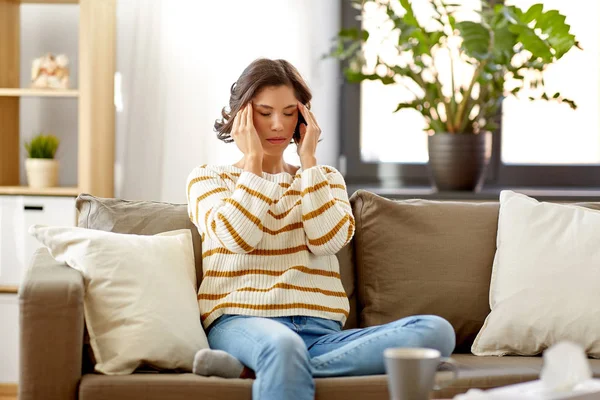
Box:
[186,58,455,400]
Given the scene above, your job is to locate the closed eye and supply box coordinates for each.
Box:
[259,113,295,117]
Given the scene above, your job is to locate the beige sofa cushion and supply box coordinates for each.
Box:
[29,225,207,375]
[75,194,359,329]
[77,356,600,400]
[350,190,499,351]
[473,191,600,357]
[76,194,204,286]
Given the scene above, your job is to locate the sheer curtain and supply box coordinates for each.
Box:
[115,0,340,203]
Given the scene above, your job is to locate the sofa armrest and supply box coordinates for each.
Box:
[19,247,84,400]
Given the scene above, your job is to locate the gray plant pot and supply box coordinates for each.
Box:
[427,132,492,191]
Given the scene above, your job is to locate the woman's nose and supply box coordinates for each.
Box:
[271,115,284,131]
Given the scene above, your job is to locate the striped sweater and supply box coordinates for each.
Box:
[186,164,355,329]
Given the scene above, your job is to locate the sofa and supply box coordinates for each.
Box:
[19,189,600,400]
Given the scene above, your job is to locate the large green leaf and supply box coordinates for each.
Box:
[509,24,552,62]
[398,0,420,27]
[388,4,431,56]
[534,9,575,59]
[522,4,543,23]
[344,69,395,85]
[456,21,491,60]
[492,23,517,63]
[393,99,422,113]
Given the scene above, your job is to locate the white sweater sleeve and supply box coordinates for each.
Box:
[187,166,280,254]
[300,165,355,255]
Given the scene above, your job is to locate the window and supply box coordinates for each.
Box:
[341,0,600,187]
[502,0,600,165]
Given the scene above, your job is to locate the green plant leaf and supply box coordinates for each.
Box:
[24,134,60,159]
[509,24,553,62]
[344,69,395,85]
[522,4,543,23]
[456,21,491,60]
[534,9,575,59]
[492,24,517,63]
[393,99,422,113]
[563,99,577,110]
[398,0,419,27]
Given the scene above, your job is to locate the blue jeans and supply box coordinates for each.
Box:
[206,314,455,400]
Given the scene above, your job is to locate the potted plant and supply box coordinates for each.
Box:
[24,133,60,188]
[328,0,579,190]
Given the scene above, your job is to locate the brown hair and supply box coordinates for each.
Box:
[214,58,312,143]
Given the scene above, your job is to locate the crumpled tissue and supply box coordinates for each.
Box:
[453,341,600,399]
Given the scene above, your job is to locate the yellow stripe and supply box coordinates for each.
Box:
[334,198,351,206]
[263,222,303,235]
[302,199,336,221]
[283,190,302,197]
[195,187,228,221]
[205,209,212,231]
[198,282,347,300]
[209,219,228,248]
[268,199,301,219]
[205,211,231,248]
[237,184,274,205]
[202,247,236,258]
[323,166,335,174]
[218,214,254,252]
[203,265,340,279]
[223,198,263,229]
[202,244,309,258]
[346,218,354,242]
[219,173,236,184]
[187,175,215,201]
[307,214,351,246]
[330,184,345,190]
[301,181,329,196]
[279,182,291,188]
[274,190,302,204]
[201,302,349,321]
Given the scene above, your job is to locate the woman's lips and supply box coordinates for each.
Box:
[266,138,288,144]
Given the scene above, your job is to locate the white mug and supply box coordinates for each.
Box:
[384,347,459,400]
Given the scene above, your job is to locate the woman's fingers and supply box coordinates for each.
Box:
[246,102,254,129]
[232,106,242,135]
[297,102,308,126]
[239,105,248,131]
[299,103,321,134]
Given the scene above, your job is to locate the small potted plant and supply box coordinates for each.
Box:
[328,0,579,190]
[24,133,60,188]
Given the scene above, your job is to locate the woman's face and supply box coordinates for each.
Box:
[250,85,299,155]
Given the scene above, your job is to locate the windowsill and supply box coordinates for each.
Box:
[346,184,600,202]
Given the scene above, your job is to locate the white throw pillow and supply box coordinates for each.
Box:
[472,191,600,357]
[29,225,209,375]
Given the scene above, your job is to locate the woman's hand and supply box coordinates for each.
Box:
[232,103,263,176]
[296,102,320,169]
[232,103,263,159]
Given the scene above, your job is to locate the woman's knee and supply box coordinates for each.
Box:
[415,315,456,357]
[257,331,310,367]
